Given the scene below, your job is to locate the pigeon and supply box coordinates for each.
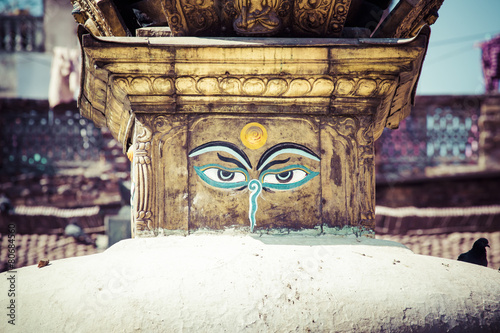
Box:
[457,238,489,267]
[65,222,95,246]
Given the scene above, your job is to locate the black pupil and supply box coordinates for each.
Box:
[276,171,293,183]
[218,169,235,181]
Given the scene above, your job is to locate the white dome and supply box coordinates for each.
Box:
[2,233,499,332]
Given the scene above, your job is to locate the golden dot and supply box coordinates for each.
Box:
[240,122,267,150]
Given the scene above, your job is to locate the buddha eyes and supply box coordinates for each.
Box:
[260,165,318,190]
[194,165,249,189]
[194,164,318,190]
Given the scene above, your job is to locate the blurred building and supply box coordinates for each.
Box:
[0,1,130,272]
[375,94,500,268]
[481,34,500,94]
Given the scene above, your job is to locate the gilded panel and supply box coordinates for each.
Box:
[132,113,375,233]
[188,115,321,231]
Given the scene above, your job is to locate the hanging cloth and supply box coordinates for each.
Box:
[48,47,80,108]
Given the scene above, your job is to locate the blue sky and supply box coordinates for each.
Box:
[416,0,500,95]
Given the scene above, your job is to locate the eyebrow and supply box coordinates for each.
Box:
[260,158,290,173]
[217,153,247,169]
[188,141,252,169]
[257,143,320,171]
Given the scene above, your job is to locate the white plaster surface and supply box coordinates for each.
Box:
[1,234,500,332]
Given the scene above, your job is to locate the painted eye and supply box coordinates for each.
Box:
[218,169,235,181]
[203,168,246,183]
[260,165,319,190]
[194,164,249,189]
[264,170,306,184]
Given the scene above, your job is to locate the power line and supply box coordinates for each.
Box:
[425,44,478,66]
[425,31,500,66]
[431,30,500,47]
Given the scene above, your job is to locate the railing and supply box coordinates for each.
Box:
[375,95,483,182]
[0,15,44,52]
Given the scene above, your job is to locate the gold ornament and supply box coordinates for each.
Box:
[240,122,268,150]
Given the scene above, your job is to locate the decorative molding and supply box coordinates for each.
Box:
[79,35,428,146]
[112,75,397,98]
[113,76,175,96]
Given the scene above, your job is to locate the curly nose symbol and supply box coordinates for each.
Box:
[248,179,262,232]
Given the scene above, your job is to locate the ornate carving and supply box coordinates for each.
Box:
[373,0,444,38]
[154,115,187,157]
[395,0,443,38]
[293,0,351,37]
[133,116,154,234]
[71,0,130,36]
[232,0,283,36]
[162,0,349,37]
[161,0,186,35]
[162,0,220,36]
[73,0,446,39]
[277,0,293,18]
[327,0,350,36]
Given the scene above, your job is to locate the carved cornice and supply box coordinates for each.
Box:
[112,75,396,98]
[114,76,175,95]
[79,32,429,146]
